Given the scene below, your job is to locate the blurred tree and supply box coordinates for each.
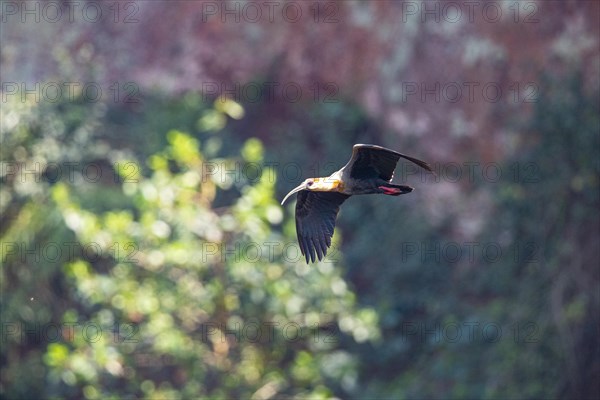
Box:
[1,94,379,399]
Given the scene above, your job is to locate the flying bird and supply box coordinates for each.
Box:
[281,144,434,263]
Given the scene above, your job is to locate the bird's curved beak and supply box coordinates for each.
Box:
[281,183,306,205]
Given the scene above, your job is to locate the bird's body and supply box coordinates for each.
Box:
[281,144,434,263]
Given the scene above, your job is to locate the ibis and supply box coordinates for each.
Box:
[281,144,434,263]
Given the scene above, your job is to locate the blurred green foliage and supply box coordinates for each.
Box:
[1,71,598,399]
[1,94,377,399]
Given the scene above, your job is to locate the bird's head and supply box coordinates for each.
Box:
[281,178,342,205]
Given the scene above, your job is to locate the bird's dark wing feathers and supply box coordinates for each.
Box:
[347,144,433,181]
[295,191,350,263]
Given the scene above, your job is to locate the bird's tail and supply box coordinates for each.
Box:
[379,183,413,196]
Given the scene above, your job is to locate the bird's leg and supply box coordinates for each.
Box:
[378,183,413,196]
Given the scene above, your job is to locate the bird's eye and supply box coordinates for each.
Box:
[307,181,314,186]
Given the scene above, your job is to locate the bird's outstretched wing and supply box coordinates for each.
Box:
[345,144,433,181]
[295,191,350,263]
